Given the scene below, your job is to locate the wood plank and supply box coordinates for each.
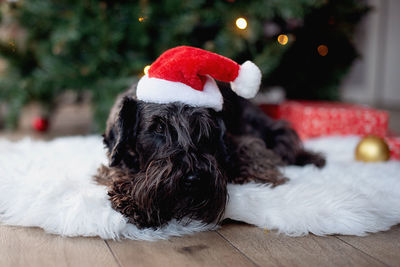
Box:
[107,230,255,267]
[217,223,386,267]
[0,225,119,267]
[337,225,400,267]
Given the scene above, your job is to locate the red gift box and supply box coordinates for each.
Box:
[259,101,389,140]
[386,136,400,160]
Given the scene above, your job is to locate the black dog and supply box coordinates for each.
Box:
[95,82,325,228]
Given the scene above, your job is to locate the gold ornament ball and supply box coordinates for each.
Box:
[355,135,390,162]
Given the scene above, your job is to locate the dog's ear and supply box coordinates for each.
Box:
[214,114,229,162]
[104,97,140,167]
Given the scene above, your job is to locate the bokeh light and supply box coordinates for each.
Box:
[143,65,151,75]
[235,17,247,30]
[277,34,288,45]
[317,45,328,56]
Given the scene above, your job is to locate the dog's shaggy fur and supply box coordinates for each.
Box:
[95,83,325,228]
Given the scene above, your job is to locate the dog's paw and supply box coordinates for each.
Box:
[295,149,326,168]
[313,155,326,168]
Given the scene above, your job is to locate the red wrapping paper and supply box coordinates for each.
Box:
[386,136,400,160]
[260,101,389,140]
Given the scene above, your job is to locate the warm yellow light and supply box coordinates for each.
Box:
[138,17,145,22]
[317,45,328,56]
[277,34,288,45]
[235,17,247,30]
[143,65,151,75]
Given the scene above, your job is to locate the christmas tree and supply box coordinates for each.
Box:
[0,0,369,132]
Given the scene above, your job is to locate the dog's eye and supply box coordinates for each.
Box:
[154,123,165,134]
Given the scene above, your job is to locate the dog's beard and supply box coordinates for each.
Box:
[109,153,227,228]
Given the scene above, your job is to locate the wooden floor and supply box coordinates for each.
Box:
[1,103,400,267]
[1,223,399,267]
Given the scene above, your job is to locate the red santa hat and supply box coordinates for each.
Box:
[137,46,262,111]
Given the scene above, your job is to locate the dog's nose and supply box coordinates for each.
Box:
[184,174,201,186]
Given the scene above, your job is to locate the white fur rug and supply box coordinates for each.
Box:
[0,135,399,240]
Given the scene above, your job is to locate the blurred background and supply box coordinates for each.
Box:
[0,0,399,139]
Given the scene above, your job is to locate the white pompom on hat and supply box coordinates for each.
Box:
[137,46,262,111]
